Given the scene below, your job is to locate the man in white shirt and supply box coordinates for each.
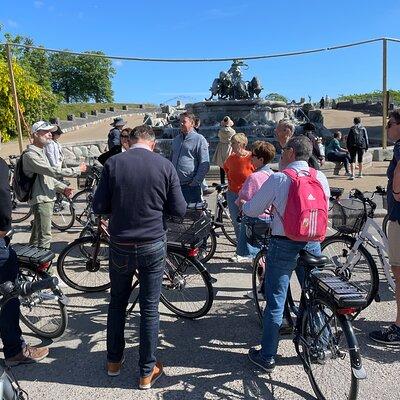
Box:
[45,126,64,168]
[243,135,330,372]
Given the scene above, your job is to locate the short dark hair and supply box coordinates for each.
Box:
[251,141,276,164]
[129,125,155,141]
[333,130,342,139]
[389,109,400,124]
[354,117,361,124]
[180,112,196,124]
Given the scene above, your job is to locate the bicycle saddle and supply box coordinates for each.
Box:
[297,250,329,268]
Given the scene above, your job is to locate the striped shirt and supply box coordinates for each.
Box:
[242,161,330,236]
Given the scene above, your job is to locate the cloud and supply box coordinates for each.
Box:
[7,19,18,28]
[34,1,44,8]
[113,60,123,67]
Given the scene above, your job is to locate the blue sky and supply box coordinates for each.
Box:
[1,0,400,105]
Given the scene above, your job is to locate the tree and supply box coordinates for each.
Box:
[265,92,288,103]
[0,58,58,142]
[49,50,115,103]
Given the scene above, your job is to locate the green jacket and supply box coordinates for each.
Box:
[23,144,81,205]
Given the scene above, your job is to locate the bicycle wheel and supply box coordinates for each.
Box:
[217,205,237,245]
[11,196,32,223]
[298,300,359,400]
[19,266,68,339]
[197,230,217,263]
[321,235,379,308]
[252,250,267,323]
[57,236,111,292]
[72,188,93,226]
[160,249,213,319]
[382,214,389,238]
[52,194,75,231]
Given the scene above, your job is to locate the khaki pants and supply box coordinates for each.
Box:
[30,202,54,249]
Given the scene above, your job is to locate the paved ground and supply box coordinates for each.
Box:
[4,166,399,400]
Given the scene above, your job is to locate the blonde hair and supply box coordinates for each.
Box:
[231,133,248,147]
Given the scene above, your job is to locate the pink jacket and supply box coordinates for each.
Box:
[236,165,273,218]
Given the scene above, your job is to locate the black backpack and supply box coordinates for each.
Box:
[12,151,37,202]
[352,126,365,148]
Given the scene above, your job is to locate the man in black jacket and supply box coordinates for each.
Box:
[93,125,186,389]
[346,117,369,179]
[0,157,49,366]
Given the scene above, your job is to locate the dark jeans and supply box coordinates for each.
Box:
[180,184,202,203]
[107,237,166,377]
[326,151,351,173]
[0,238,23,359]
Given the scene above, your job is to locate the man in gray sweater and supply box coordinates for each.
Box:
[171,112,210,203]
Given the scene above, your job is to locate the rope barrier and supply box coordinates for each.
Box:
[0,37,398,63]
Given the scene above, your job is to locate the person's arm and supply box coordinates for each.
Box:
[0,159,11,233]
[364,128,369,150]
[243,175,278,217]
[165,166,187,217]
[92,162,112,215]
[191,137,210,186]
[236,175,255,206]
[24,151,82,178]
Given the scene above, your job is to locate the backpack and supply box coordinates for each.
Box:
[12,151,37,202]
[281,168,328,242]
[352,126,365,148]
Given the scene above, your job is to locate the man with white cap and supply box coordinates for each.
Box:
[22,121,87,249]
[108,117,126,151]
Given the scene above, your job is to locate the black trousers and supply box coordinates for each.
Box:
[326,151,351,173]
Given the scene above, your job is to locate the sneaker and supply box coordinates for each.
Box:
[107,355,125,376]
[5,345,49,366]
[229,255,253,263]
[347,175,355,180]
[345,172,352,177]
[139,361,164,389]
[357,173,363,178]
[248,348,275,373]
[369,324,400,345]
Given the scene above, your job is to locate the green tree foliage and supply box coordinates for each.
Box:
[49,50,115,103]
[337,90,400,103]
[265,92,288,103]
[0,58,58,142]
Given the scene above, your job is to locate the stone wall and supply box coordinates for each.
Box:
[335,100,383,115]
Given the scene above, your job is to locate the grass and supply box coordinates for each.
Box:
[53,102,156,120]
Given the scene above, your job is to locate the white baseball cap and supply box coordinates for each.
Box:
[31,120,58,134]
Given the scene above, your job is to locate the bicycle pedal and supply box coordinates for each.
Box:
[374,293,381,302]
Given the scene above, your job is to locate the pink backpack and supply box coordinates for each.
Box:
[281,168,328,242]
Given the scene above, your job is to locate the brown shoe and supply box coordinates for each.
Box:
[139,361,164,389]
[5,345,49,367]
[107,356,125,377]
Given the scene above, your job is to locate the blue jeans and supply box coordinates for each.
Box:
[107,237,166,377]
[237,216,262,258]
[0,238,23,359]
[180,184,202,204]
[226,190,240,241]
[261,238,321,360]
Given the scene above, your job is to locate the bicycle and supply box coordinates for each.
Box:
[293,250,367,400]
[321,186,394,308]
[57,208,215,318]
[0,275,59,400]
[13,243,68,339]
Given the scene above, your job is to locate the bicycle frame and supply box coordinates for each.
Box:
[337,217,395,291]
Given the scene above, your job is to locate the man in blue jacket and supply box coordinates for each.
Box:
[171,112,210,203]
[92,125,187,389]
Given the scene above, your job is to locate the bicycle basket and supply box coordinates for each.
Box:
[245,219,271,247]
[310,270,368,309]
[166,209,212,247]
[331,199,371,234]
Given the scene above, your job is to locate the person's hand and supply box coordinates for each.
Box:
[79,163,87,173]
[63,187,73,198]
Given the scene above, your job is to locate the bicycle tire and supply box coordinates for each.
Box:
[57,236,111,292]
[11,197,33,224]
[217,205,237,245]
[19,266,68,339]
[198,230,217,263]
[321,235,379,308]
[382,214,389,238]
[298,299,359,400]
[72,188,93,226]
[51,195,75,231]
[160,249,213,319]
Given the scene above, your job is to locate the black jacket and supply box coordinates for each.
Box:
[0,158,12,232]
[92,147,187,243]
[347,124,369,149]
[98,145,122,165]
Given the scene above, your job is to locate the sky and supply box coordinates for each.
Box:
[1,0,400,105]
